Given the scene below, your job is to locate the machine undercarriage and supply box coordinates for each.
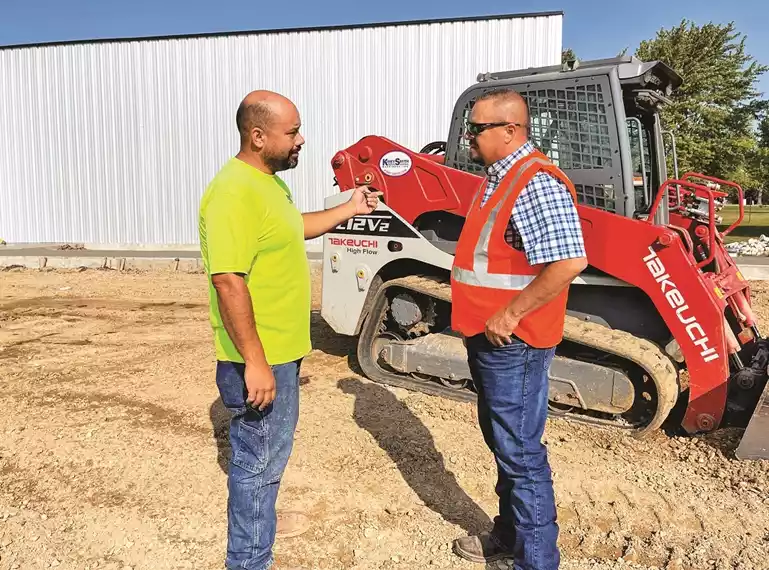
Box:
[356,273,679,437]
[352,269,769,445]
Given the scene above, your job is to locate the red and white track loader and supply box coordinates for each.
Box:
[319,56,769,460]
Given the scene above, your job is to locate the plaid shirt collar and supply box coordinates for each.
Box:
[486,141,537,186]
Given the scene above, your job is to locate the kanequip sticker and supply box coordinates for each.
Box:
[379,151,412,177]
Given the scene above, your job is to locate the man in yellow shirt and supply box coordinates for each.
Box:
[199,90,379,570]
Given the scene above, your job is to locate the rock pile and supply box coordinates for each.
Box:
[725,236,769,256]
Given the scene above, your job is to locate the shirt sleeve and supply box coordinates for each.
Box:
[511,172,587,266]
[203,190,260,275]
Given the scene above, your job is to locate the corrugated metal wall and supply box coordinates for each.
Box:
[0,13,562,246]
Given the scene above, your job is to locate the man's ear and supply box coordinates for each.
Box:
[504,123,516,143]
[251,127,265,150]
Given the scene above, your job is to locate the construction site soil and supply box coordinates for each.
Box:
[1,265,768,570]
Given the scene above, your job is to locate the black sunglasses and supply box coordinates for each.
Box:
[465,121,527,137]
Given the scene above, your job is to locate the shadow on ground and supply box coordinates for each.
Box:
[310,310,356,358]
[338,377,491,536]
[210,397,230,474]
[697,427,751,458]
[310,310,365,376]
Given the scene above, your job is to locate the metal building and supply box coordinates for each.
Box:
[0,11,563,247]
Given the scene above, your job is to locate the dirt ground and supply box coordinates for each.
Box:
[1,264,769,570]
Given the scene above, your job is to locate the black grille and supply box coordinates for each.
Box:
[524,83,613,170]
[450,102,486,175]
[448,78,620,213]
[575,183,615,211]
[451,82,614,174]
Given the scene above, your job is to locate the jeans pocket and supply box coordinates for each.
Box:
[216,362,248,412]
[231,411,268,475]
[473,338,529,375]
[497,335,525,347]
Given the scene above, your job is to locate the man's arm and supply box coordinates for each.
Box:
[485,172,587,346]
[211,273,268,365]
[204,191,276,409]
[505,256,587,320]
[302,186,382,240]
[302,201,357,240]
[210,273,276,410]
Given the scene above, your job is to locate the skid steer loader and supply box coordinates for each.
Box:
[319,55,769,460]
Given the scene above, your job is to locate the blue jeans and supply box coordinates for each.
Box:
[215,359,302,570]
[465,334,560,570]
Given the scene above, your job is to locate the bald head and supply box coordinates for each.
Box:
[236,90,298,143]
[466,88,531,166]
[475,88,530,128]
[235,90,305,174]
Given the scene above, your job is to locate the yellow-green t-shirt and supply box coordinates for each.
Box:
[198,157,311,365]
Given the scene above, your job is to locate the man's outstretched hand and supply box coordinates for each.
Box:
[302,185,383,240]
[349,186,383,215]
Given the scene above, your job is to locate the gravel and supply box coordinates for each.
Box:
[725,236,769,256]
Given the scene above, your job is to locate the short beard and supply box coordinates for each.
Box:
[469,154,486,166]
[264,149,299,173]
[468,146,486,166]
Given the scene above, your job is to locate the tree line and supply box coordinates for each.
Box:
[564,20,768,203]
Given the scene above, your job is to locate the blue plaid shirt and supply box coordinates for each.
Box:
[480,141,587,266]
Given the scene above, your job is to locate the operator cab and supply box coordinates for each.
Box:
[443,56,683,223]
[618,58,682,219]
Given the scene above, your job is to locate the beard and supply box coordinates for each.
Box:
[468,144,485,165]
[264,146,301,172]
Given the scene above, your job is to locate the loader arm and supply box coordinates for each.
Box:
[331,136,482,224]
[576,203,729,432]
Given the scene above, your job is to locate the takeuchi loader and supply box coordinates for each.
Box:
[319,56,769,460]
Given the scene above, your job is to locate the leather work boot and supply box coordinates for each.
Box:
[452,531,515,564]
[276,510,310,539]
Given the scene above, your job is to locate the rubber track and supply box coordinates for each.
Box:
[561,313,680,436]
[368,275,680,438]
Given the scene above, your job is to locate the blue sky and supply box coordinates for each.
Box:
[2,0,768,95]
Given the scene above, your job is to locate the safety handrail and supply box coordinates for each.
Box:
[680,172,744,237]
[647,178,719,269]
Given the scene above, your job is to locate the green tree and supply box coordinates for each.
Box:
[561,48,577,64]
[758,115,769,145]
[751,115,769,202]
[634,20,768,187]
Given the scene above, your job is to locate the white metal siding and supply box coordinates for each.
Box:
[0,14,562,246]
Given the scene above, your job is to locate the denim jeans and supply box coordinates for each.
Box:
[215,359,302,570]
[465,333,559,570]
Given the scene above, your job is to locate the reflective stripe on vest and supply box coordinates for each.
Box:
[451,266,535,289]
[453,155,552,291]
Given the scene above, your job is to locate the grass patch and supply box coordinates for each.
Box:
[718,205,769,243]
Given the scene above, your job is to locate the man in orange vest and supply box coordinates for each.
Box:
[450,88,588,569]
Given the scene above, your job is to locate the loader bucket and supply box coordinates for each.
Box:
[735,380,769,460]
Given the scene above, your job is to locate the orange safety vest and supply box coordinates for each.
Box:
[450,149,579,348]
